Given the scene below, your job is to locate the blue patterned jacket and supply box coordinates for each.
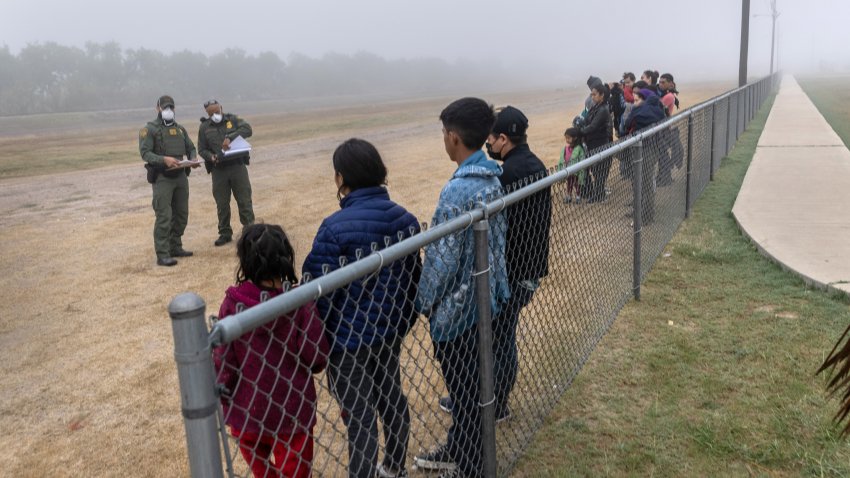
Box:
[416,150,510,343]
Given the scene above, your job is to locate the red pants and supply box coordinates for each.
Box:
[233,429,313,478]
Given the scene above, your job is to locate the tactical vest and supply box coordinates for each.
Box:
[152,122,190,178]
[155,125,189,157]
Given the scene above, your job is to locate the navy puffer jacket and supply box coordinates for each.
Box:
[302,186,421,353]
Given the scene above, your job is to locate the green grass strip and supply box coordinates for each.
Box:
[514,92,850,477]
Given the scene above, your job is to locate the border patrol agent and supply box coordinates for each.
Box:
[139,95,199,266]
[197,100,255,246]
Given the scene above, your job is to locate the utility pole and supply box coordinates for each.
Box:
[754,0,780,75]
[739,0,750,86]
[769,0,780,75]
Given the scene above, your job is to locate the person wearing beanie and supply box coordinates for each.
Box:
[625,87,667,226]
[138,95,199,266]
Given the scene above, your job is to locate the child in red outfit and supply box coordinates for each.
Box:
[214,223,329,478]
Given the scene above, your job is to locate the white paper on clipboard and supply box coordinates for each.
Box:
[223,136,252,157]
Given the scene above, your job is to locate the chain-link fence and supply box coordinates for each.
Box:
[169,74,778,478]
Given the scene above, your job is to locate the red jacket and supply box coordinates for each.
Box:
[623,85,635,104]
[213,281,329,437]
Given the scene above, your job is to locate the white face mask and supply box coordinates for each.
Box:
[211,113,223,123]
[161,108,175,122]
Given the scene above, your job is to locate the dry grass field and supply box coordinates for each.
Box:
[0,82,731,476]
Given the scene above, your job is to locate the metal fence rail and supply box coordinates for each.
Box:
[169,74,778,477]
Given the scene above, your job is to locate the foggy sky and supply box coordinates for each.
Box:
[2,0,849,82]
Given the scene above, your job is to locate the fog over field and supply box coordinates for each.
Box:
[2,0,849,99]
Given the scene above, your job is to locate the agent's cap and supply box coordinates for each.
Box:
[491,106,528,136]
[157,95,175,109]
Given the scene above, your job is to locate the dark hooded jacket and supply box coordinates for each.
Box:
[627,94,667,133]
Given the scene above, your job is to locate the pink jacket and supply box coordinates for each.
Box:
[661,92,677,116]
[213,281,329,437]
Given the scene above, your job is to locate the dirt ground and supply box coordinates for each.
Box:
[0,82,731,476]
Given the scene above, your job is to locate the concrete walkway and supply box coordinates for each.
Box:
[733,75,850,295]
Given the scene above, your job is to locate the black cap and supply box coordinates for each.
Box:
[491,106,528,136]
[158,95,175,108]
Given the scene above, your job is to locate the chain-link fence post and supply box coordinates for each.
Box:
[750,84,755,121]
[739,90,744,137]
[685,114,694,219]
[709,102,717,181]
[725,95,732,157]
[169,293,224,478]
[473,218,497,478]
[632,140,643,301]
[734,91,741,140]
[746,84,752,123]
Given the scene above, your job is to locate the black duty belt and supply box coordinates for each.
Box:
[214,157,246,169]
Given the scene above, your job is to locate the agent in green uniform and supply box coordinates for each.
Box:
[139,95,199,267]
[197,99,255,246]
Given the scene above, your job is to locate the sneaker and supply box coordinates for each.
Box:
[438,396,453,414]
[376,463,408,478]
[414,445,456,471]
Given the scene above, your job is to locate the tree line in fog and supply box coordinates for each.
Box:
[0,42,516,116]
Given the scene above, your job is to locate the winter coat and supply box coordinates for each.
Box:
[415,150,510,343]
[559,144,587,185]
[579,100,612,151]
[213,281,329,437]
[497,143,551,283]
[627,95,667,133]
[302,186,421,353]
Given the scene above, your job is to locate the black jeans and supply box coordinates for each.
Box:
[328,338,410,478]
[632,150,657,224]
[658,126,683,185]
[586,157,613,201]
[493,283,535,412]
[434,325,482,477]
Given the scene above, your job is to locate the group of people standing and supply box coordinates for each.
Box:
[138,95,255,266]
[564,69,681,217]
[153,74,679,476]
[207,98,551,478]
